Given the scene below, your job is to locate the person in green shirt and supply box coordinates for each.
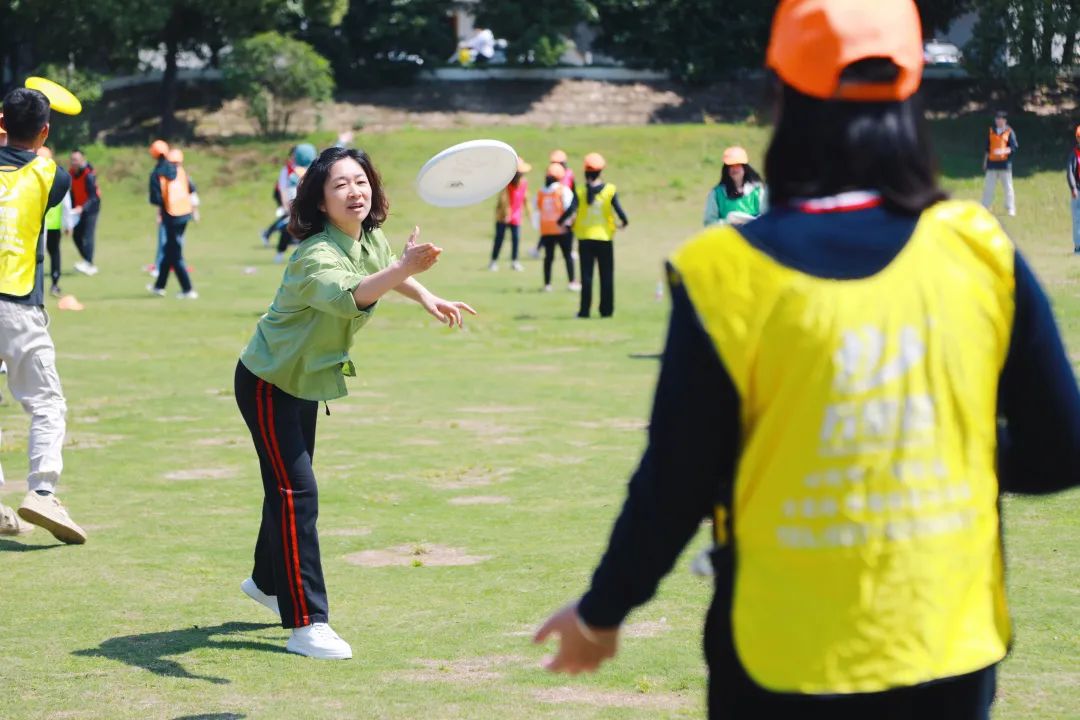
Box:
[703,146,766,227]
[234,146,476,660]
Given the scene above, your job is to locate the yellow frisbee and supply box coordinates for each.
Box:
[24,76,82,116]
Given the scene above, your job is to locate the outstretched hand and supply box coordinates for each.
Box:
[533,602,619,674]
[398,226,442,276]
[421,292,477,329]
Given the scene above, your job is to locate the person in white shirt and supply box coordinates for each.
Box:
[534,163,579,292]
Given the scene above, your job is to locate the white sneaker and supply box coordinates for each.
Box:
[0,502,34,536]
[527,247,541,260]
[511,261,524,272]
[86,264,99,276]
[568,281,581,292]
[286,623,352,660]
[543,284,553,293]
[177,290,199,300]
[241,578,280,617]
[17,491,86,544]
[146,283,165,297]
[274,252,286,264]
[487,261,498,272]
[1008,210,1016,217]
[74,260,94,276]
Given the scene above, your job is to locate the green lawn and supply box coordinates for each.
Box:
[0,121,1077,720]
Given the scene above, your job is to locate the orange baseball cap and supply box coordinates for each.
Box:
[167,148,184,163]
[766,0,924,102]
[549,149,568,163]
[584,152,606,171]
[149,139,169,158]
[545,162,566,181]
[722,146,749,166]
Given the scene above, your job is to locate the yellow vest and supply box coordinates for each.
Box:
[671,200,1014,695]
[0,156,56,296]
[574,183,617,241]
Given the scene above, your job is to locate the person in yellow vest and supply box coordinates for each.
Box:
[534,162,577,292]
[563,152,628,318]
[148,145,198,298]
[36,146,73,297]
[982,110,1018,216]
[0,88,87,543]
[534,1,1080,716]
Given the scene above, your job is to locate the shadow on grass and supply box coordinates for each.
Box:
[74,621,282,684]
[172,715,246,720]
[0,538,64,552]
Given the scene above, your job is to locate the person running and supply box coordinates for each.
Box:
[273,143,316,263]
[703,146,766,226]
[1066,125,1080,254]
[147,145,197,298]
[69,148,101,276]
[982,110,1018,217]
[489,158,532,272]
[0,88,87,543]
[534,1,1080,717]
[530,149,577,260]
[36,146,72,296]
[535,162,577,292]
[234,145,476,659]
[260,145,296,248]
[562,152,628,318]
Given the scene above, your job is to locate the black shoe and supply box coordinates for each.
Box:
[49,285,62,297]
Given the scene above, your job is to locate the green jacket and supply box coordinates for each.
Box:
[240,223,396,400]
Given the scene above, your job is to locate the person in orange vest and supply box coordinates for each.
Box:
[68,148,101,276]
[533,1,1079,716]
[147,145,197,298]
[529,149,576,260]
[982,110,1018,216]
[534,162,578,292]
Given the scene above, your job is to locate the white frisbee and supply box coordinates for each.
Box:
[415,139,519,208]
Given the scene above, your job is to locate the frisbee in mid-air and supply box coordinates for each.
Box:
[25,76,82,116]
[415,139,519,208]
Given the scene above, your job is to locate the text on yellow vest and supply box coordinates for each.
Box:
[670,200,1014,695]
[0,156,56,296]
[573,183,617,241]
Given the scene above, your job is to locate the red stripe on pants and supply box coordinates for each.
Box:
[255,379,303,627]
[263,381,311,626]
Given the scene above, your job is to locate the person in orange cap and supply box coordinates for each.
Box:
[529,149,578,261]
[147,143,197,298]
[562,152,627,318]
[489,156,532,272]
[534,1,1080,716]
[703,146,765,226]
[534,162,577,291]
[1067,125,1080,253]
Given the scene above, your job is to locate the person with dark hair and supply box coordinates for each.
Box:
[36,146,72,296]
[0,87,86,544]
[147,142,197,298]
[488,157,532,272]
[562,152,628,318]
[1066,125,1080,254]
[534,1,1080,717]
[982,110,1018,216]
[703,146,766,226]
[273,143,315,263]
[234,145,476,659]
[260,145,296,248]
[68,148,101,276]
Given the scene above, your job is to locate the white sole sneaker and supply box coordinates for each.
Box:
[17,492,86,544]
[0,503,34,536]
[286,623,353,660]
[241,578,280,617]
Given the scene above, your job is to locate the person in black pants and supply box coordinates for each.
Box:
[148,147,197,298]
[68,149,100,276]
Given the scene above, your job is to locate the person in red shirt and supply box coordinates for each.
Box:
[68,148,100,276]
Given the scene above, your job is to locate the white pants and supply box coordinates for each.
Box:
[0,300,67,493]
[982,169,1015,214]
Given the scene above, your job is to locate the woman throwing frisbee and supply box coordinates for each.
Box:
[535,0,1080,715]
[235,146,475,659]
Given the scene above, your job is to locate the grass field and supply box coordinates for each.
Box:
[0,121,1077,720]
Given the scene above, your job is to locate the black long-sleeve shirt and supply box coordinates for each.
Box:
[579,204,1080,631]
[557,182,629,227]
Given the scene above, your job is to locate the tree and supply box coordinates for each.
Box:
[473,0,597,66]
[592,0,776,84]
[32,63,106,150]
[915,0,973,37]
[964,0,1080,89]
[222,32,335,136]
[303,0,457,89]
